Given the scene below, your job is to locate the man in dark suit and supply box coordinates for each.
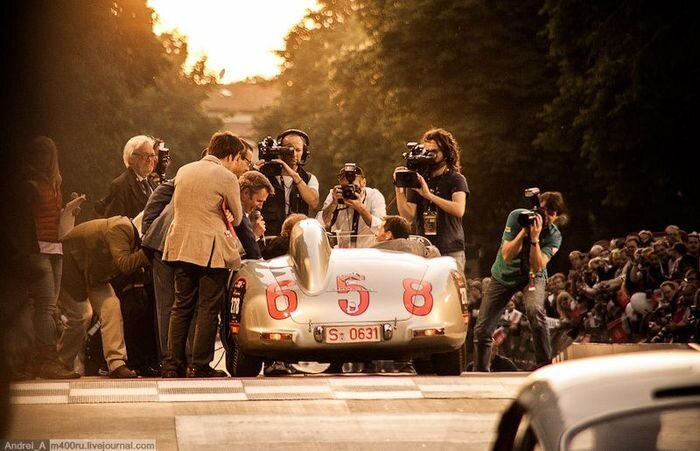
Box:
[58,216,150,378]
[235,171,274,260]
[102,135,158,219]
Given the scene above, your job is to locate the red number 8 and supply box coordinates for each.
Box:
[403,278,433,316]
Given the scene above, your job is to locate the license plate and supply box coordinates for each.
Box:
[324,325,381,344]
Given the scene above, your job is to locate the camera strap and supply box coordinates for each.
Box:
[328,197,363,247]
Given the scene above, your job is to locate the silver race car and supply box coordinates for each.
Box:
[222,219,469,376]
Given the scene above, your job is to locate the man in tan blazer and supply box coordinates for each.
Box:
[162,131,244,378]
[58,216,149,378]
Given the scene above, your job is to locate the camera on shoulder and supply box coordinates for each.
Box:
[257,136,295,177]
[394,142,436,188]
[517,187,542,228]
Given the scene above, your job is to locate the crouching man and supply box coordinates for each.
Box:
[58,216,150,378]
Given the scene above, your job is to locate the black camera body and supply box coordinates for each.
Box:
[258,136,294,177]
[517,187,542,228]
[341,184,361,201]
[338,163,361,203]
[154,139,170,183]
[394,142,436,188]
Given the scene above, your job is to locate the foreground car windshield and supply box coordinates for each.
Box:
[567,406,700,451]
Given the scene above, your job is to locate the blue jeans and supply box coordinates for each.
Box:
[473,276,551,371]
[28,253,62,357]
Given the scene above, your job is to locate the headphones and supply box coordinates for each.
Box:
[276,129,310,164]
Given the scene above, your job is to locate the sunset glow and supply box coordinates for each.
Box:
[147,0,320,83]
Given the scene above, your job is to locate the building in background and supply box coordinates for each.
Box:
[203,80,279,141]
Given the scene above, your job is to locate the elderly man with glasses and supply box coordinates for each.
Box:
[99,135,159,219]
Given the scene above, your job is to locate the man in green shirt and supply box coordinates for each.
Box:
[473,191,565,371]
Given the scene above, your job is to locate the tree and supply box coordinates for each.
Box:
[257,0,557,275]
[25,0,220,216]
[537,0,700,239]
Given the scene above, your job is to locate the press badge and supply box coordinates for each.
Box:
[423,211,437,235]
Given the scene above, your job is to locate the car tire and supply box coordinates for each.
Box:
[324,361,345,374]
[230,337,263,377]
[412,357,434,375]
[431,344,465,376]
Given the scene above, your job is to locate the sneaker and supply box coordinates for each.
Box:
[186,366,227,378]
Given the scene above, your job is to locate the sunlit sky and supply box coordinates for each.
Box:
[147,0,320,84]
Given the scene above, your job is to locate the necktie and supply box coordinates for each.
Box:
[140,179,152,196]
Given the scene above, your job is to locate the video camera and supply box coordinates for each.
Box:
[257,136,295,177]
[338,163,361,204]
[154,139,170,183]
[517,187,542,228]
[394,142,437,188]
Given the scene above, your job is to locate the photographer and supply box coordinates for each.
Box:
[317,163,386,248]
[472,190,565,372]
[393,128,469,269]
[257,129,319,237]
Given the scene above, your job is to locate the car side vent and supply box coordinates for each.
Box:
[653,385,700,399]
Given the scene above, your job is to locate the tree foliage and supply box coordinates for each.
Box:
[27,0,220,215]
[537,0,700,238]
[256,0,557,273]
[257,0,699,275]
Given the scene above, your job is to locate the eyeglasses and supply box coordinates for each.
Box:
[134,152,157,160]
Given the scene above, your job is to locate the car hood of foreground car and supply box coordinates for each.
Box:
[516,350,700,449]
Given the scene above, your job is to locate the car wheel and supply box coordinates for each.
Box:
[431,344,465,376]
[412,357,434,375]
[230,337,263,377]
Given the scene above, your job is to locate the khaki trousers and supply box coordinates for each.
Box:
[58,281,128,373]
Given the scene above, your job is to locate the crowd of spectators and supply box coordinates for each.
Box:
[466,225,700,370]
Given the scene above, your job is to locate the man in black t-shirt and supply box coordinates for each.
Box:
[394,128,470,270]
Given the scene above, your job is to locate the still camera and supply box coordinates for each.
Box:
[517,187,542,228]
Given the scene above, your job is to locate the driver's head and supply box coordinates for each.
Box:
[377,215,411,242]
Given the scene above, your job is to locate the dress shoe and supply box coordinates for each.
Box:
[186,366,228,378]
[37,359,80,379]
[109,364,138,379]
[137,364,162,378]
[161,368,180,378]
